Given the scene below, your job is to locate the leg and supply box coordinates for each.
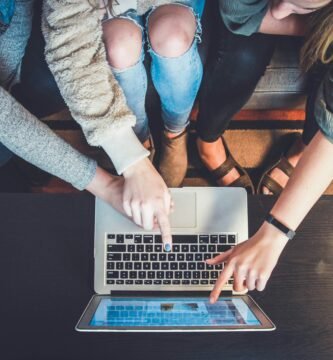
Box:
[103,17,150,144]
[148,2,204,135]
[196,16,276,186]
[147,2,205,186]
[11,0,65,118]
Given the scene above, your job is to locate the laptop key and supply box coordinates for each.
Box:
[170,263,178,270]
[120,271,128,279]
[123,253,131,261]
[200,280,209,285]
[154,245,162,252]
[125,234,133,240]
[193,271,200,279]
[128,245,135,252]
[199,235,209,244]
[153,280,162,285]
[208,245,216,253]
[219,235,227,244]
[116,235,124,243]
[152,262,160,270]
[134,263,142,270]
[159,253,167,261]
[206,264,214,270]
[209,280,215,285]
[137,245,144,252]
[182,280,190,285]
[190,245,198,253]
[175,271,182,279]
[163,280,171,285]
[132,254,140,261]
[107,271,119,278]
[107,253,121,261]
[135,280,143,285]
[191,280,199,285]
[181,245,189,252]
[143,263,151,270]
[107,234,115,239]
[211,271,218,279]
[210,235,218,243]
[186,254,194,261]
[130,271,137,279]
[148,271,155,279]
[161,263,169,270]
[173,245,180,252]
[155,235,162,243]
[202,271,209,279]
[144,235,153,243]
[141,254,148,261]
[107,280,115,284]
[184,271,191,279]
[188,263,196,270]
[197,262,205,270]
[116,262,124,270]
[116,280,124,284]
[150,253,158,261]
[179,262,187,270]
[173,235,197,244]
[215,264,223,270]
[146,245,153,252]
[107,262,115,270]
[107,244,126,252]
[144,280,153,285]
[139,271,146,279]
[173,280,181,285]
[200,245,207,253]
[217,245,232,253]
[125,280,133,285]
[125,263,133,270]
[228,235,236,244]
[177,254,185,261]
[134,235,142,243]
[204,253,211,260]
[195,253,203,261]
[166,271,173,279]
[157,271,164,279]
[168,253,176,261]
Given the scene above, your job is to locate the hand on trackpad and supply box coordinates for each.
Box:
[169,192,197,228]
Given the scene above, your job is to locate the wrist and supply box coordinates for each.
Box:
[258,222,290,246]
[123,157,151,178]
[86,166,116,196]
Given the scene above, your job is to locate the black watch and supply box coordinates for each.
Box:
[265,214,296,240]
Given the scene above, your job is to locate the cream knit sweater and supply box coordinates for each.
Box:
[42,0,178,174]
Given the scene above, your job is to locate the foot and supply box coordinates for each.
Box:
[158,129,188,187]
[197,137,240,186]
[262,136,306,195]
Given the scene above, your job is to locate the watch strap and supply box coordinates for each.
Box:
[265,214,296,240]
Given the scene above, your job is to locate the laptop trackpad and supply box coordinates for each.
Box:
[170,192,197,228]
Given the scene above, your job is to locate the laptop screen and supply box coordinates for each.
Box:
[89,297,260,328]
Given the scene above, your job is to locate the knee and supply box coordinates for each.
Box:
[103,19,142,69]
[148,5,196,58]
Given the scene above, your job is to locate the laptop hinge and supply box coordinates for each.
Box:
[109,290,212,297]
[221,290,233,296]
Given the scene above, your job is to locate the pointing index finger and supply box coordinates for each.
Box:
[209,263,234,303]
[156,209,172,252]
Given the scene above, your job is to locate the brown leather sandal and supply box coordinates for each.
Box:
[257,156,294,195]
[209,137,255,194]
[257,133,302,195]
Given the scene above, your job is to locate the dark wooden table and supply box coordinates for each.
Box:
[1,194,333,360]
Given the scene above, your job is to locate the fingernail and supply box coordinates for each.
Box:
[164,243,171,252]
[209,295,216,304]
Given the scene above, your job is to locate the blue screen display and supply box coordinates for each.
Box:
[90,297,260,327]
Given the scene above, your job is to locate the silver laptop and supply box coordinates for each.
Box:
[76,187,275,332]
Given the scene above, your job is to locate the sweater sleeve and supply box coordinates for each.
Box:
[219,0,269,36]
[0,87,97,190]
[42,0,148,174]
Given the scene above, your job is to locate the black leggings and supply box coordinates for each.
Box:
[196,12,321,146]
[11,0,65,118]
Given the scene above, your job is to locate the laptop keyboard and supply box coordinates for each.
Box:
[106,234,236,287]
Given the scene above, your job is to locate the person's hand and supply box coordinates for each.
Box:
[86,166,127,216]
[122,158,172,250]
[208,223,289,303]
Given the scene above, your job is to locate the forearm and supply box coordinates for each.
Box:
[270,131,333,230]
[259,10,308,36]
[0,87,97,190]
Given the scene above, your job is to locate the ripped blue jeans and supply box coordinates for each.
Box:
[108,0,206,142]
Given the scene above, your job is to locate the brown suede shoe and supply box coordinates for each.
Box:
[158,130,188,187]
